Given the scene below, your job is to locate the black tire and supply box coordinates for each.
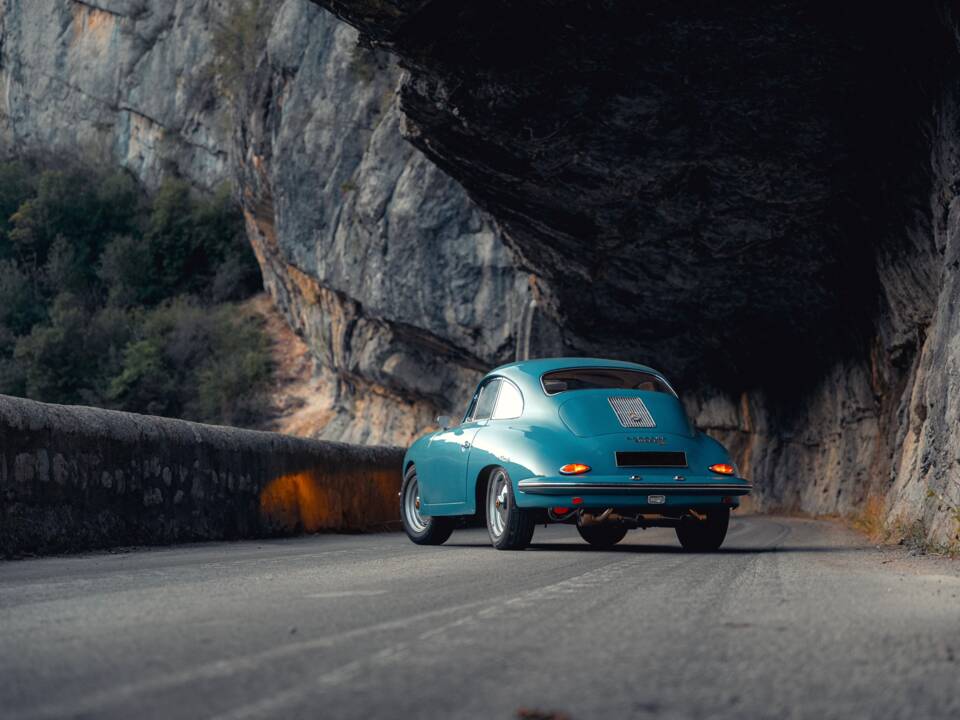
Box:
[577,523,628,548]
[486,467,535,550]
[675,507,730,551]
[400,465,455,545]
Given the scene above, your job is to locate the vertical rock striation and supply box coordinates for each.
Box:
[233,1,530,442]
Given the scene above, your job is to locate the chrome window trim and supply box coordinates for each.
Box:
[539,366,678,398]
[490,377,525,420]
[465,377,503,423]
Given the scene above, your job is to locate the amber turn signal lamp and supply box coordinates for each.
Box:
[559,463,591,475]
[709,463,736,476]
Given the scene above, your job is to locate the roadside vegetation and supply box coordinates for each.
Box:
[851,489,960,557]
[0,160,273,426]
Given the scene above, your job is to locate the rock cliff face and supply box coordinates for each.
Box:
[232,0,531,443]
[2,0,959,544]
[0,0,530,443]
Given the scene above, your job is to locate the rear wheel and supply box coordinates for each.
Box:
[486,467,535,550]
[675,507,729,551]
[400,465,455,545]
[577,523,628,548]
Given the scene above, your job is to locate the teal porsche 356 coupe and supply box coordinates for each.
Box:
[400,358,751,551]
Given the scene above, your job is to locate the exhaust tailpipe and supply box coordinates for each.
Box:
[578,508,614,526]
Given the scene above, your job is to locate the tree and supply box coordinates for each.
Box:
[0,162,35,258]
[14,294,95,404]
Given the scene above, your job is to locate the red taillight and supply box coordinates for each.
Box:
[709,463,736,476]
[552,507,570,515]
[572,497,584,505]
[559,463,591,475]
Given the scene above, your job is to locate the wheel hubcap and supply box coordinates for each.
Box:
[404,478,427,533]
[488,472,509,539]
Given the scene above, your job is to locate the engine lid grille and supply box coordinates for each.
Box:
[608,396,656,428]
[616,451,688,468]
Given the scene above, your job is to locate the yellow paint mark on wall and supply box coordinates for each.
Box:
[259,464,401,534]
[260,471,340,533]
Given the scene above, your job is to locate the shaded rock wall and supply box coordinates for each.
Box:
[0,393,404,557]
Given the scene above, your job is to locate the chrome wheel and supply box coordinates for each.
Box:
[487,470,510,539]
[484,466,534,550]
[400,465,455,546]
[404,477,427,534]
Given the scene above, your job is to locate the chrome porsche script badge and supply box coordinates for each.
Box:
[630,435,667,446]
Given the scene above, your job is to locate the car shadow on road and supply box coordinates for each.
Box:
[526,543,864,554]
[443,542,864,554]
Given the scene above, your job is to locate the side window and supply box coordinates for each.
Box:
[469,379,502,422]
[491,380,523,420]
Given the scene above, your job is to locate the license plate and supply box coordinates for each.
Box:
[647,495,666,504]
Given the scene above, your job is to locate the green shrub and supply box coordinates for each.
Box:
[14,293,96,405]
[8,168,137,275]
[0,162,270,427]
[191,304,273,425]
[98,234,154,307]
[144,180,259,303]
[108,299,272,424]
[0,259,45,335]
[0,162,35,256]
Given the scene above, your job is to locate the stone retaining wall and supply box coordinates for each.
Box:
[0,395,405,557]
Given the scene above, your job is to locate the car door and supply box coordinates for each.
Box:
[421,379,502,508]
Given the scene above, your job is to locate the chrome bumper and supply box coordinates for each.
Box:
[516,479,753,496]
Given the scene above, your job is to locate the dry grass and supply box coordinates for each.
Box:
[850,495,890,543]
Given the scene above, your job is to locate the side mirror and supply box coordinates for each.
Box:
[436,415,456,430]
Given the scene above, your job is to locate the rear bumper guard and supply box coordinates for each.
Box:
[517,479,753,496]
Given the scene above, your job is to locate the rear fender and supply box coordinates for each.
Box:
[464,423,573,514]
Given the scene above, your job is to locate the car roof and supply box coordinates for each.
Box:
[487,357,669,390]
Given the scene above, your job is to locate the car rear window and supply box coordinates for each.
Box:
[541,368,674,396]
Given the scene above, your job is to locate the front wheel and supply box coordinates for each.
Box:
[577,523,628,548]
[486,467,535,550]
[400,465,455,545]
[675,507,729,551]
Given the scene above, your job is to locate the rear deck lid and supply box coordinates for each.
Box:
[558,390,693,438]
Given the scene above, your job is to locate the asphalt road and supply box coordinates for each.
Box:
[2,515,958,720]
